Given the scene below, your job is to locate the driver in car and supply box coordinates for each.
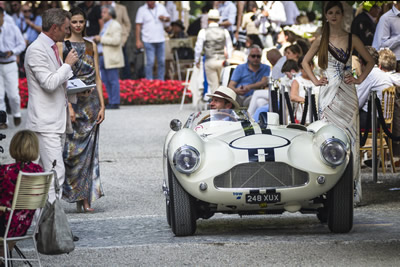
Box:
[207,86,240,110]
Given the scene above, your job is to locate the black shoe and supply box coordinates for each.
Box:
[73,235,79,242]
[14,117,21,126]
[364,159,382,168]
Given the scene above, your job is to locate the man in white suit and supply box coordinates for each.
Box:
[24,8,79,203]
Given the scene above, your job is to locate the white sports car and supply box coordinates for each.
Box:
[163,109,353,236]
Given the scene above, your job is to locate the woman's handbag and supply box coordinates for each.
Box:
[36,163,75,255]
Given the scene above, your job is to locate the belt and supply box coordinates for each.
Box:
[98,53,103,56]
[0,61,15,65]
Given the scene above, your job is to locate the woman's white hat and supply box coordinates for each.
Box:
[206,86,240,109]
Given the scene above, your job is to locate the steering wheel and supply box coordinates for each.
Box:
[198,114,211,125]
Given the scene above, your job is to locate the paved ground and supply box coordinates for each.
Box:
[1,104,400,266]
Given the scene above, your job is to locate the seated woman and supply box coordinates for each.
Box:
[0,130,43,255]
[290,56,319,123]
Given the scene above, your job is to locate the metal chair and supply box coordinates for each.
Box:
[360,86,396,173]
[180,67,194,110]
[0,171,53,267]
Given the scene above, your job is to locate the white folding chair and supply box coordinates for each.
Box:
[0,171,53,267]
[180,67,194,110]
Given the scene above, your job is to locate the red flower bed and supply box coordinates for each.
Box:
[19,78,192,107]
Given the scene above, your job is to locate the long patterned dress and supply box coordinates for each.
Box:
[318,33,361,202]
[62,40,104,205]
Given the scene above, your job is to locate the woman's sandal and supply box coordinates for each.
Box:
[76,200,94,213]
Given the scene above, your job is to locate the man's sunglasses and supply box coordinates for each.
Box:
[250,54,261,59]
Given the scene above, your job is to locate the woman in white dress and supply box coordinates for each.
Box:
[302,1,374,203]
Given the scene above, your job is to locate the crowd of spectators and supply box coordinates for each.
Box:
[0,1,399,128]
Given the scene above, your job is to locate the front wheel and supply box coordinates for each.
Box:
[169,167,197,236]
[327,154,354,233]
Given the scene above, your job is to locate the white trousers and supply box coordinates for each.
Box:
[36,132,66,203]
[205,59,224,94]
[0,62,21,118]
[248,90,269,116]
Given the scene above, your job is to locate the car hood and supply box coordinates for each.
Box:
[193,120,305,149]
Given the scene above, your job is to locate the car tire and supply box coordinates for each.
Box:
[327,153,354,233]
[169,169,197,236]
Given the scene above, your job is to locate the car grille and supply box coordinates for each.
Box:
[214,162,309,189]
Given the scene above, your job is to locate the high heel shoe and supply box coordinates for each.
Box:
[77,199,95,213]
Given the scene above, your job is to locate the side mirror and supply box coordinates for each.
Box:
[170,119,182,131]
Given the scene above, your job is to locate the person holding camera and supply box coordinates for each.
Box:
[253,1,286,49]
[0,7,26,130]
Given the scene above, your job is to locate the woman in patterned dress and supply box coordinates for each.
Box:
[60,7,105,212]
[0,130,43,256]
[302,1,374,203]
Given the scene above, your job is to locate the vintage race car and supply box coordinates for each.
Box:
[163,109,354,236]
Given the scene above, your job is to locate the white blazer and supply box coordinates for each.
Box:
[24,33,73,134]
[101,20,124,69]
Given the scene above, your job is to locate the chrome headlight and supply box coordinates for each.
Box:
[320,138,347,167]
[173,145,200,174]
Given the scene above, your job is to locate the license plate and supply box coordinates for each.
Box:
[245,192,281,204]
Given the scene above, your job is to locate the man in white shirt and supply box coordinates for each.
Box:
[266,48,285,80]
[217,1,237,40]
[357,46,393,130]
[372,3,400,72]
[135,1,170,80]
[0,7,25,129]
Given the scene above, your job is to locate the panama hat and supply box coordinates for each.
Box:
[208,9,220,20]
[227,50,246,65]
[207,86,240,109]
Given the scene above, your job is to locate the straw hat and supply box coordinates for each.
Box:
[227,50,246,65]
[206,86,240,109]
[208,9,220,20]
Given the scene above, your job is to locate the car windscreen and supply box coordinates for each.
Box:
[185,109,251,129]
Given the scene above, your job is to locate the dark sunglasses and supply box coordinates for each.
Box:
[23,10,31,13]
[250,54,261,59]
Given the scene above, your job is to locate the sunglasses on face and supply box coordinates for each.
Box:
[250,54,261,59]
[23,10,31,13]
